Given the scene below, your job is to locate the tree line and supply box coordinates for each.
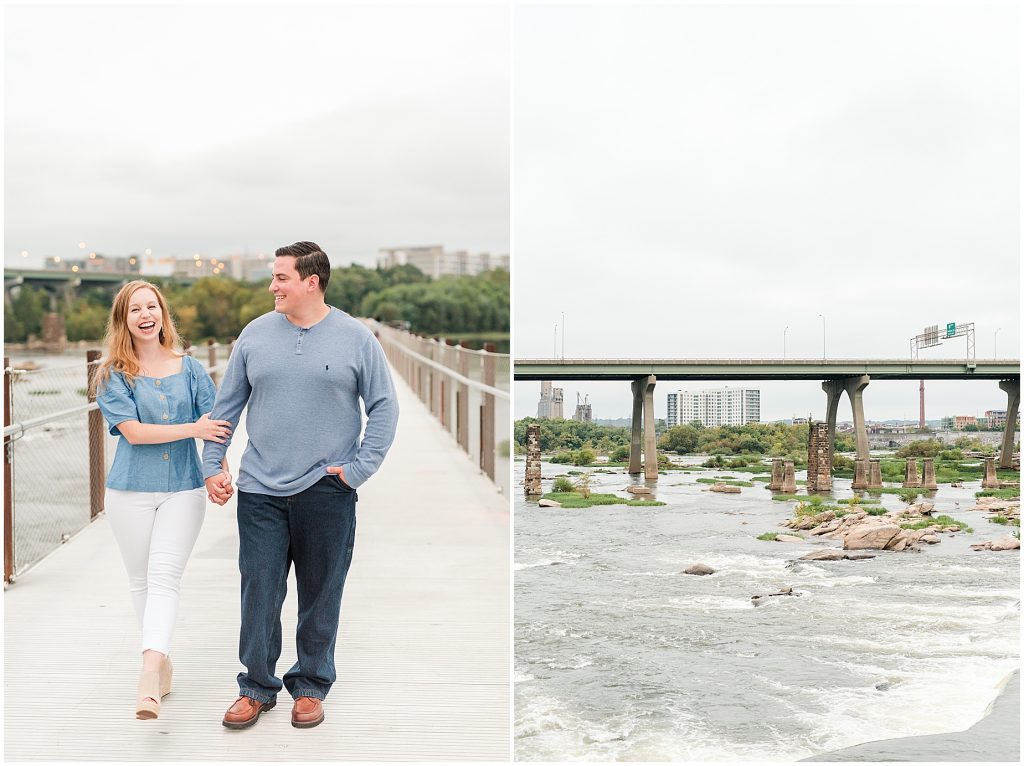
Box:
[4,264,509,344]
[514,418,858,464]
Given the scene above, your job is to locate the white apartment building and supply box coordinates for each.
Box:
[377,245,509,278]
[666,387,760,428]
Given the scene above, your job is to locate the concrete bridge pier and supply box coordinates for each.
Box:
[822,379,845,456]
[844,375,871,461]
[823,375,870,461]
[629,375,658,480]
[998,379,1019,469]
[768,458,784,491]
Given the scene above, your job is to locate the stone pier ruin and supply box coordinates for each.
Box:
[768,458,784,492]
[806,422,832,494]
[921,457,937,490]
[781,460,797,493]
[852,459,868,490]
[868,459,883,489]
[903,458,921,488]
[524,424,542,496]
[982,457,1000,489]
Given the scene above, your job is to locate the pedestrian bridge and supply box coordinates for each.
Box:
[4,367,509,761]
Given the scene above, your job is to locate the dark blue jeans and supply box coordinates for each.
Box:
[235,475,357,703]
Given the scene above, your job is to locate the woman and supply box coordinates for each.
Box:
[94,280,232,720]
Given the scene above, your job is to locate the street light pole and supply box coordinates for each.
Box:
[783,326,789,360]
[818,314,826,359]
[561,312,565,360]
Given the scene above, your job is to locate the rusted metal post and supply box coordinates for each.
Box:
[86,350,105,519]
[207,339,218,385]
[481,343,496,481]
[4,357,14,583]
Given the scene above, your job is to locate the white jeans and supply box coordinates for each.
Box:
[105,487,206,655]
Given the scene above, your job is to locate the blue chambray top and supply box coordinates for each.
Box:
[97,355,217,492]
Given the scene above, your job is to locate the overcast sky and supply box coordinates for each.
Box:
[4,3,509,271]
[513,3,1020,422]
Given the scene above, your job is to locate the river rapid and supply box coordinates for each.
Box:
[514,458,1020,761]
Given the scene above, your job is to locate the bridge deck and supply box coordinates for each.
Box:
[3,372,509,761]
[514,358,1020,381]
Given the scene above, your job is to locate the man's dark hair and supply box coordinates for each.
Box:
[275,241,330,293]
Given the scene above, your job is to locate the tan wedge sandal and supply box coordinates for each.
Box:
[136,671,161,720]
[159,656,173,698]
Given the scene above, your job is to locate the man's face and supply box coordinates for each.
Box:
[269,256,315,314]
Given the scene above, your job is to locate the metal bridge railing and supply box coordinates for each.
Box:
[3,343,231,583]
[370,322,510,498]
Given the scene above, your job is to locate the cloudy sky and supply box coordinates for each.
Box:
[4,2,509,270]
[513,3,1020,422]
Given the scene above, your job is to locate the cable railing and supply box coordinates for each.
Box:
[369,321,510,498]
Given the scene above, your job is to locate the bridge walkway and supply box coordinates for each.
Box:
[3,371,509,761]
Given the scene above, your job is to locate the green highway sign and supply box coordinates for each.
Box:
[946,322,955,337]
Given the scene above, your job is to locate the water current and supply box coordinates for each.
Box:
[514,458,1020,761]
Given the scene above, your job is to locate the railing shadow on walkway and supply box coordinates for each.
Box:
[4,339,509,761]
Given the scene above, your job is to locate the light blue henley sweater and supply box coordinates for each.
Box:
[201,308,398,496]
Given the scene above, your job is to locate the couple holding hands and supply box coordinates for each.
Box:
[94,241,398,729]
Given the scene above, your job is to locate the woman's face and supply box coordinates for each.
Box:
[125,287,163,344]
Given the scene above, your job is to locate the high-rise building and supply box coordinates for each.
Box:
[666,387,760,427]
[573,394,592,423]
[377,245,509,278]
[537,380,564,420]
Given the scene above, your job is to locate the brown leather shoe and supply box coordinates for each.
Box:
[222,695,276,729]
[291,696,324,728]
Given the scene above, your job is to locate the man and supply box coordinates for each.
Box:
[203,241,398,730]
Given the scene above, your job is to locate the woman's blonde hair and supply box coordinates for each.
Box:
[94,280,183,390]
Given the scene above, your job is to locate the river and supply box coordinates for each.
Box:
[514,458,1020,761]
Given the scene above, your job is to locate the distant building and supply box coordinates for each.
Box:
[953,415,977,430]
[537,380,564,420]
[44,253,141,275]
[572,394,592,423]
[377,245,509,278]
[170,252,273,281]
[985,409,1008,429]
[666,387,760,428]
[868,423,911,434]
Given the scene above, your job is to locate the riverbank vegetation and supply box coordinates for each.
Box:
[4,265,509,343]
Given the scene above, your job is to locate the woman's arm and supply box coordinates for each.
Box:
[116,413,231,446]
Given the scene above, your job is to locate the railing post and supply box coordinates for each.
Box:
[481,343,496,481]
[4,357,14,583]
[86,350,104,520]
[207,339,218,385]
[458,344,470,453]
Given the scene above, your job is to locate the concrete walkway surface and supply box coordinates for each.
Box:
[3,372,510,761]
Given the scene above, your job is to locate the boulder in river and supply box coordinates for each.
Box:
[626,485,652,494]
[774,534,805,543]
[843,524,901,551]
[972,536,1021,551]
[709,483,741,494]
[682,563,715,576]
[538,499,562,508]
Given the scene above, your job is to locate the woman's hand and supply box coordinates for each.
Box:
[193,413,232,443]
